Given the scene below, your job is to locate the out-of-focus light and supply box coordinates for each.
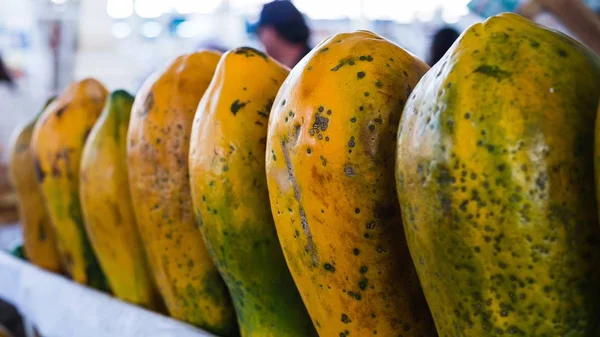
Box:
[173,0,222,14]
[416,9,435,22]
[107,0,134,19]
[112,22,132,38]
[135,0,166,19]
[51,0,68,4]
[295,0,361,20]
[442,5,469,24]
[175,21,197,38]
[141,20,163,38]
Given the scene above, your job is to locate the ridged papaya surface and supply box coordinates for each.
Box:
[80,90,162,309]
[189,47,316,337]
[397,13,600,336]
[127,51,237,335]
[265,31,435,337]
[31,79,108,289]
[9,98,63,273]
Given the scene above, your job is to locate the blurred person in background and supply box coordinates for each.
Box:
[254,0,311,68]
[428,27,460,66]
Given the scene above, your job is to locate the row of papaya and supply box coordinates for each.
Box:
[8,13,600,337]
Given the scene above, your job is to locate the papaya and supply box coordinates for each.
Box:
[8,98,62,273]
[80,90,162,308]
[30,79,109,290]
[265,31,435,337]
[127,51,236,335]
[396,13,600,336]
[189,47,316,337]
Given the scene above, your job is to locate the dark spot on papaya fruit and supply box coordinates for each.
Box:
[359,278,368,290]
[357,71,365,79]
[364,233,370,239]
[37,220,47,241]
[368,124,375,132]
[142,93,154,115]
[230,99,247,115]
[281,99,286,106]
[355,208,360,214]
[34,158,46,183]
[366,221,375,229]
[350,117,356,123]
[319,47,329,53]
[341,313,351,323]
[530,40,540,48]
[348,136,355,148]
[318,106,324,112]
[473,64,511,80]
[318,134,323,140]
[307,148,312,154]
[257,110,269,118]
[359,106,364,111]
[324,263,336,272]
[308,66,313,71]
[557,49,567,57]
[375,81,382,88]
[464,113,470,119]
[331,57,355,71]
[233,46,268,60]
[344,165,356,177]
[325,136,330,141]
[360,266,368,273]
[353,248,360,255]
[347,291,362,300]
[55,104,69,117]
[364,92,370,97]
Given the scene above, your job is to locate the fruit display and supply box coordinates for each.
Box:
[8,98,63,273]
[189,47,316,337]
[30,79,109,290]
[265,31,436,337]
[80,90,162,309]
[126,51,237,335]
[396,13,600,336]
[5,12,600,337]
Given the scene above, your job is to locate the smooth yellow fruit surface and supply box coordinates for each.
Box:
[397,13,600,336]
[80,90,162,309]
[9,98,62,273]
[127,51,237,335]
[31,78,109,289]
[189,47,316,337]
[266,31,435,337]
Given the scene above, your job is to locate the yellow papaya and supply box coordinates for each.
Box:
[265,31,435,337]
[397,13,600,336]
[8,98,63,273]
[189,47,316,337]
[80,90,162,308]
[127,51,237,335]
[31,78,109,289]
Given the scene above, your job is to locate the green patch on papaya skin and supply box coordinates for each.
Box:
[232,46,268,61]
[69,193,109,291]
[230,99,248,115]
[473,64,511,80]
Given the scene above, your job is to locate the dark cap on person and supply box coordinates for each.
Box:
[252,1,309,44]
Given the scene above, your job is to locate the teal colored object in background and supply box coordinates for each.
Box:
[468,0,599,18]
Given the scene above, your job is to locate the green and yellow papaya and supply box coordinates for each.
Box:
[265,31,435,337]
[9,98,63,273]
[80,90,162,309]
[396,13,600,336]
[31,79,108,289]
[189,47,316,337]
[127,51,237,335]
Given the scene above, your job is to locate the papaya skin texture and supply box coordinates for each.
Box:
[30,78,109,290]
[80,90,162,309]
[127,51,237,335]
[9,98,63,273]
[266,31,436,337]
[189,47,317,337]
[397,13,600,336]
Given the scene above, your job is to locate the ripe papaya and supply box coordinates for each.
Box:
[396,13,600,336]
[189,47,316,337]
[265,31,435,337]
[80,90,162,308]
[127,51,237,335]
[31,79,108,290]
[9,98,63,273]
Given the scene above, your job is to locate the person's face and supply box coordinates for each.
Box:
[258,26,282,60]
